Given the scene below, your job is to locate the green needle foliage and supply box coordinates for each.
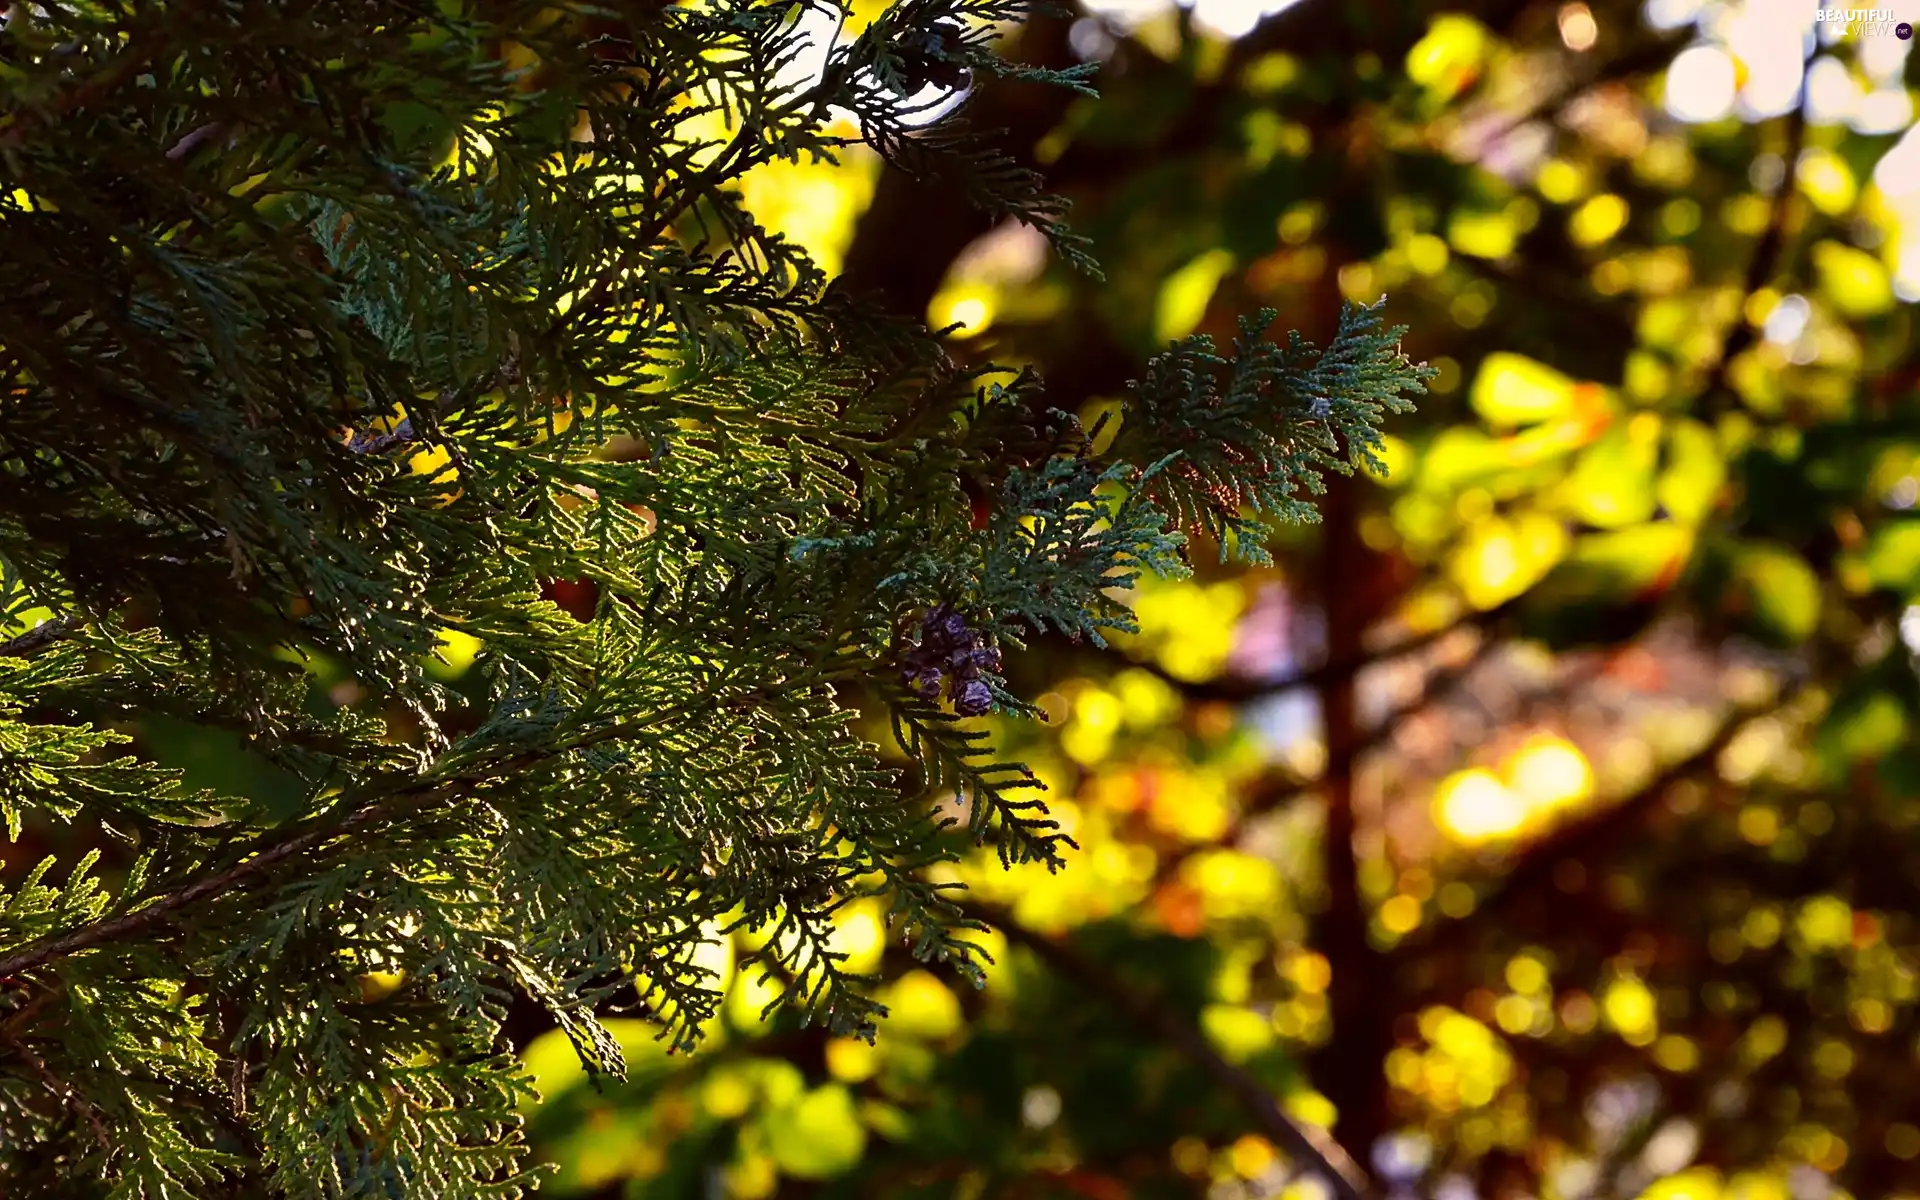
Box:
[0,1,1428,1194]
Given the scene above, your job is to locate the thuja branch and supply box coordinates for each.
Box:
[0,613,84,659]
[0,692,745,983]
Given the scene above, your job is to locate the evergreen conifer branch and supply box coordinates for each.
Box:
[0,1,1426,1191]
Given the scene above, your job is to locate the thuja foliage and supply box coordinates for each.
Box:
[0,1,1428,1194]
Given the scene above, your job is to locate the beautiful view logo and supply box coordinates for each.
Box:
[1813,7,1915,37]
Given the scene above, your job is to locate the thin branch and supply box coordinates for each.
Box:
[1386,679,1807,968]
[0,689,744,983]
[1467,31,1693,151]
[0,613,83,659]
[165,120,227,161]
[0,787,402,983]
[1133,599,1519,706]
[0,14,179,152]
[1693,55,1813,416]
[969,900,1383,1200]
[0,1030,109,1149]
[1153,625,1506,890]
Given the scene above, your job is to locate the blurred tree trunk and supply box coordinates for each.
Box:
[1301,258,1398,1170]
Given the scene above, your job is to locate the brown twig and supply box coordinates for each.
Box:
[1387,679,1806,968]
[969,900,1382,1200]
[1467,31,1693,151]
[1693,56,1814,416]
[1153,626,1506,891]
[1,1030,110,1149]
[0,17,178,152]
[1134,599,1519,706]
[0,613,83,659]
[0,688,742,983]
[165,120,229,161]
[0,790,400,983]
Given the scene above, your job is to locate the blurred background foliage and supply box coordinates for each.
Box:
[11,0,1920,1195]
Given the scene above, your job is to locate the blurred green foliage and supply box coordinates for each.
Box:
[10,0,1917,1194]
[475,0,1920,1195]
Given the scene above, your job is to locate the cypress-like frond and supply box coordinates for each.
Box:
[0,1,1424,1193]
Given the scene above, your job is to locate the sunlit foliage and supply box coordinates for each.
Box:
[504,0,1920,1197]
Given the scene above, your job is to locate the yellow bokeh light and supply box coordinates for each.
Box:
[1230,1134,1275,1178]
[932,291,994,338]
[1494,993,1534,1034]
[1654,1033,1700,1072]
[1380,894,1424,935]
[1886,1123,1920,1160]
[831,899,887,976]
[1171,1136,1211,1175]
[1405,14,1489,99]
[1537,158,1589,204]
[703,1067,756,1119]
[1282,951,1333,994]
[1406,233,1450,276]
[1738,805,1779,846]
[1435,769,1528,843]
[1570,194,1629,246]
[1505,954,1549,995]
[1796,894,1854,953]
[824,1037,878,1083]
[1639,1167,1722,1200]
[1558,2,1597,52]
[1284,1091,1338,1129]
[879,971,962,1040]
[1797,149,1858,218]
[1602,974,1658,1045]
[1504,734,1594,810]
[1438,881,1478,917]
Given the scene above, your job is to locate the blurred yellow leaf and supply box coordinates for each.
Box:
[929,286,995,339]
[1864,520,1920,590]
[1565,425,1660,529]
[1797,149,1857,217]
[1448,514,1566,609]
[1531,522,1693,607]
[1733,545,1822,646]
[759,1084,868,1179]
[736,150,878,277]
[703,1065,756,1119]
[1812,239,1895,318]
[428,628,482,679]
[1182,849,1282,918]
[1420,428,1513,493]
[1819,688,1906,763]
[825,1038,879,1083]
[1449,209,1519,259]
[878,971,961,1040]
[831,899,888,976]
[1656,418,1725,525]
[1202,1004,1274,1064]
[1406,15,1489,99]
[1470,353,1577,428]
[1155,249,1236,342]
[353,970,406,1004]
[1569,194,1629,246]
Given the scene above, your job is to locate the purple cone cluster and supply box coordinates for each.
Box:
[899,604,1000,717]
